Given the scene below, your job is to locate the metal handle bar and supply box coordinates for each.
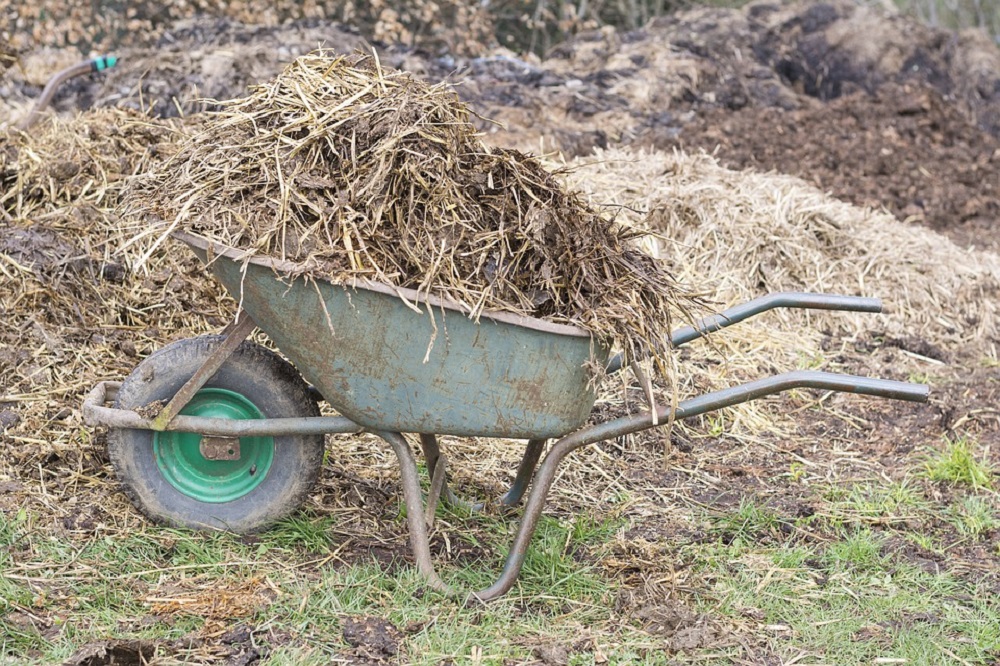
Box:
[82,381,363,436]
[83,369,927,439]
[460,369,928,601]
[606,292,883,374]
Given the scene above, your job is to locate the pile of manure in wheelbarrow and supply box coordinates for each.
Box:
[124,51,700,382]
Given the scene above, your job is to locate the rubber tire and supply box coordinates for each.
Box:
[108,335,325,533]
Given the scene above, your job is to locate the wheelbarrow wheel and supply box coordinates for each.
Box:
[107,335,325,533]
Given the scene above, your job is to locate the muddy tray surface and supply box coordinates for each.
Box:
[1,0,998,662]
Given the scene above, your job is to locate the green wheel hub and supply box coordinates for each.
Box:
[153,388,274,503]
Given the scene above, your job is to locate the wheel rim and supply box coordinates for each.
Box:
[153,388,274,503]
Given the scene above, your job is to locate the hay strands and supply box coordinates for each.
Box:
[121,50,703,388]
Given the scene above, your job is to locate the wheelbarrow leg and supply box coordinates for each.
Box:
[419,435,547,511]
[466,435,591,601]
[376,431,452,595]
[418,434,478,514]
[378,431,579,602]
[500,438,546,507]
[379,371,929,603]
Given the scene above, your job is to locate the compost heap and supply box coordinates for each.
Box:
[564,146,1000,354]
[126,51,698,381]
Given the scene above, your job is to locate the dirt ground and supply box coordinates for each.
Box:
[1,0,998,662]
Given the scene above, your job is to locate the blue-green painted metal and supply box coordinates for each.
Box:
[179,233,608,439]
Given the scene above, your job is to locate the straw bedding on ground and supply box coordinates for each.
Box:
[0,110,224,476]
[2,112,995,443]
[549,147,999,444]
[124,51,697,383]
[564,147,1000,356]
[0,109,199,333]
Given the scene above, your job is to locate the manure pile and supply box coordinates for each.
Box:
[565,147,1000,356]
[0,108,195,334]
[126,51,698,381]
[1,100,994,533]
[0,109,224,459]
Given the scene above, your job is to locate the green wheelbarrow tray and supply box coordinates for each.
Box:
[82,231,931,602]
[179,232,609,440]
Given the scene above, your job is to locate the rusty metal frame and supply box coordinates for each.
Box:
[82,380,365,436]
[374,369,929,602]
[149,314,257,430]
[84,368,928,601]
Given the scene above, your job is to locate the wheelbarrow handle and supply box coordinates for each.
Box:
[606,292,882,374]
[462,369,928,601]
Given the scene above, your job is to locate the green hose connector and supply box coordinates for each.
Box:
[90,55,119,72]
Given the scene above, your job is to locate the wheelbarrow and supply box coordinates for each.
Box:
[82,231,930,601]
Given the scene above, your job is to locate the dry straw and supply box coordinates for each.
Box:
[0,109,194,330]
[0,109,222,469]
[555,146,1000,446]
[564,147,1000,354]
[124,50,700,383]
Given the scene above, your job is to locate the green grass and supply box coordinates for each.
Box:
[709,497,781,546]
[262,512,339,554]
[3,461,999,665]
[924,437,995,488]
[820,478,929,526]
[0,507,628,665]
[950,495,998,539]
[687,525,999,665]
[691,467,1000,665]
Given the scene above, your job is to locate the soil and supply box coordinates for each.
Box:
[341,616,403,663]
[1,0,998,662]
[65,640,157,666]
[656,84,1000,253]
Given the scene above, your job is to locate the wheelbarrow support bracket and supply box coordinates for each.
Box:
[150,314,258,430]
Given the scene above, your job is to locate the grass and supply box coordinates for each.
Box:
[924,437,995,488]
[4,471,999,665]
[820,478,929,526]
[691,457,1000,664]
[692,510,1000,665]
[688,533,999,665]
[709,497,781,546]
[950,495,998,539]
[0,506,628,665]
[2,436,998,664]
